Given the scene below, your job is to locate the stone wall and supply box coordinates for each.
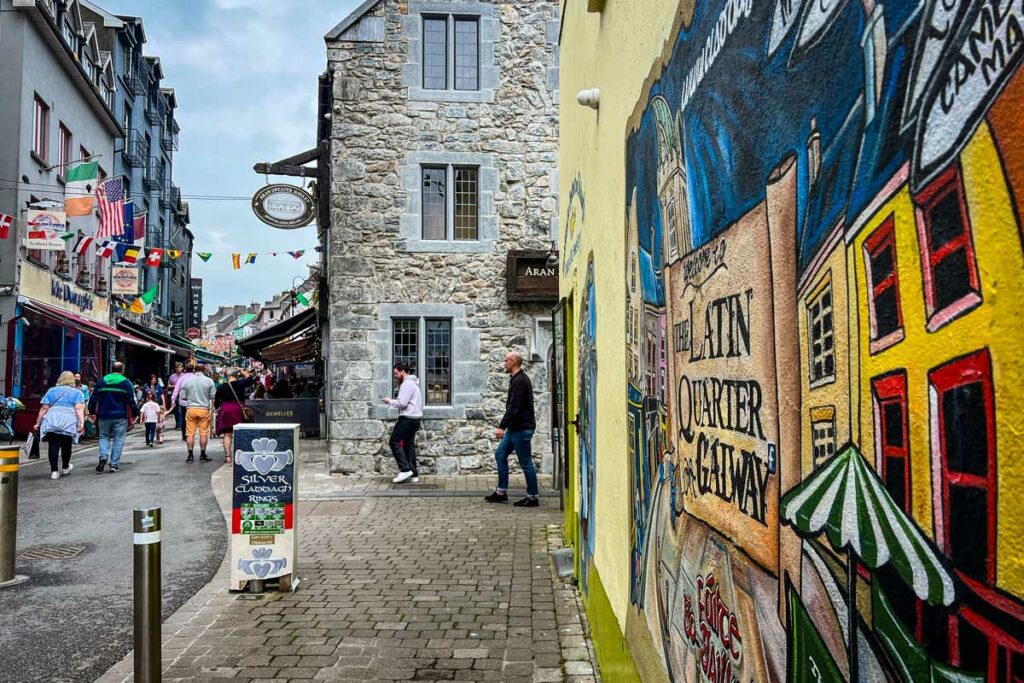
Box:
[326,0,560,475]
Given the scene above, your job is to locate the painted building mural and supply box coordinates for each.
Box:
[620,0,1024,681]
[579,257,598,593]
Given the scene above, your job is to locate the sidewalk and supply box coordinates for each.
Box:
[97,441,598,682]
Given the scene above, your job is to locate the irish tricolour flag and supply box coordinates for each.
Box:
[64,161,99,217]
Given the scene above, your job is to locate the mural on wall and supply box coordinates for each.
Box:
[622,0,1024,681]
[579,256,598,593]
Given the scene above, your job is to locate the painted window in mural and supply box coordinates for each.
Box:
[809,406,835,467]
[807,277,835,386]
[931,350,996,584]
[864,216,904,350]
[914,165,981,330]
[872,372,910,512]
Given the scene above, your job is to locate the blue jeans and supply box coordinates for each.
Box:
[172,404,182,429]
[495,429,538,496]
[98,419,128,467]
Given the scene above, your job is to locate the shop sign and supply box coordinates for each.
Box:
[251,184,315,229]
[18,258,110,323]
[185,327,201,339]
[230,425,300,591]
[25,209,67,250]
[506,250,559,303]
[111,266,139,296]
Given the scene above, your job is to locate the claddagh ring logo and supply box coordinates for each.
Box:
[238,547,286,578]
[235,437,293,476]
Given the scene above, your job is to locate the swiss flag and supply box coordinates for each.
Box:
[0,213,12,239]
[146,248,163,267]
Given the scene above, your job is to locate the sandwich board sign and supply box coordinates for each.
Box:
[230,423,300,592]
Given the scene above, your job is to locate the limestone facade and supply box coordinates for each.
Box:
[325,0,560,475]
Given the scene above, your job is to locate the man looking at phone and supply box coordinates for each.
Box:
[382,362,422,483]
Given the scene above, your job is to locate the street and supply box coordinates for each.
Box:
[0,423,227,683]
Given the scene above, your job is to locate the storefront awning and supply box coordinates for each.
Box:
[237,308,317,358]
[116,318,194,357]
[19,298,176,354]
[259,337,316,363]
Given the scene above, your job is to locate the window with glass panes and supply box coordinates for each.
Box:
[807,279,834,385]
[422,165,478,241]
[391,318,452,405]
[810,408,836,466]
[58,124,72,174]
[33,96,49,160]
[421,15,479,91]
[872,372,910,512]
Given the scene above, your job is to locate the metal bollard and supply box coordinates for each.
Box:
[133,507,161,683]
[0,447,28,589]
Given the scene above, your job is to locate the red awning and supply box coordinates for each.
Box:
[19,298,176,354]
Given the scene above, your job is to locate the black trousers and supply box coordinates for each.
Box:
[46,433,73,472]
[389,417,420,475]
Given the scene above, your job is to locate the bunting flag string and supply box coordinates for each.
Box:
[232,253,241,270]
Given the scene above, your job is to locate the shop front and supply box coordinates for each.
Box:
[7,260,171,434]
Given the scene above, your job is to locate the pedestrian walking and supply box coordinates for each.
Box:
[145,375,164,405]
[33,371,85,480]
[141,393,162,447]
[382,362,422,483]
[166,362,185,429]
[87,361,139,473]
[485,351,540,507]
[215,368,254,464]
[179,363,216,463]
[170,362,195,442]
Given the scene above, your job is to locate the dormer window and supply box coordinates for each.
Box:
[62,21,76,48]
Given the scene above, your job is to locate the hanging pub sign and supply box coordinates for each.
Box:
[506,250,559,303]
[111,265,139,295]
[251,184,315,229]
[25,209,67,250]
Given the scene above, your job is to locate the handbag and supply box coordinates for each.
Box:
[228,381,255,423]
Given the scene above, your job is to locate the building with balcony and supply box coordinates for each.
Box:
[323,0,560,475]
[82,1,191,338]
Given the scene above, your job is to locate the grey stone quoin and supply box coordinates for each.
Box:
[325,0,560,475]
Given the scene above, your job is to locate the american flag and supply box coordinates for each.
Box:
[96,177,125,239]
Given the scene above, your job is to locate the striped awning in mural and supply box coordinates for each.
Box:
[780,445,955,607]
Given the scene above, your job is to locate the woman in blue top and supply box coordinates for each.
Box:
[33,371,85,481]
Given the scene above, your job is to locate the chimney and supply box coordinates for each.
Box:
[861,3,887,123]
[807,117,821,188]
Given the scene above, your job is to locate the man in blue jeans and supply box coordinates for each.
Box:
[87,361,139,473]
[485,350,539,507]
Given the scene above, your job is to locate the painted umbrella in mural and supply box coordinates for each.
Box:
[780,444,955,680]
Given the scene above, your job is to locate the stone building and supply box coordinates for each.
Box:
[324,0,560,475]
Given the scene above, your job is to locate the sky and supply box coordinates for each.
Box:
[94,0,361,320]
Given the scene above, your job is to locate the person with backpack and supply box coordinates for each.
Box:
[87,361,140,473]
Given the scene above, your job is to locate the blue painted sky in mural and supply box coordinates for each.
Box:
[625,0,922,273]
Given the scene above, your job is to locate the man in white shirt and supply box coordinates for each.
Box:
[382,362,423,483]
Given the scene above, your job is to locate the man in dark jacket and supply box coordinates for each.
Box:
[485,351,539,507]
[88,361,140,473]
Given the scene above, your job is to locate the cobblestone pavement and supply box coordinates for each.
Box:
[97,444,597,682]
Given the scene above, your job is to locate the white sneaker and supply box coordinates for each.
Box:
[50,471,59,480]
[392,471,413,483]
[410,477,419,483]
[61,464,73,476]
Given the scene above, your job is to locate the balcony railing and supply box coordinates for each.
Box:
[144,157,164,192]
[119,129,146,167]
[161,129,179,151]
[161,180,178,209]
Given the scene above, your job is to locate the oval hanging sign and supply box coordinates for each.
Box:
[251,184,315,229]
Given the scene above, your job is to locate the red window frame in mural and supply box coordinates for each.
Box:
[863,215,904,354]
[914,164,982,332]
[950,606,1024,681]
[930,349,996,585]
[872,371,910,513]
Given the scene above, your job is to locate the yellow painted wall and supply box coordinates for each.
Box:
[850,121,1024,598]
[558,0,688,631]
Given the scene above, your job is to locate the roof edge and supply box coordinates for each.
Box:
[325,0,383,41]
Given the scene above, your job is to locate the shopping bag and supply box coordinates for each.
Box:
[21,431,35,460]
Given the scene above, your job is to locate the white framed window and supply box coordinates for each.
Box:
[32,95,49,161]
[58,123,72,175]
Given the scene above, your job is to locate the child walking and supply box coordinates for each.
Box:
[141,393,161,447]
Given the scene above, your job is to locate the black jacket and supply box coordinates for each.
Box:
[500,370,536,431]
